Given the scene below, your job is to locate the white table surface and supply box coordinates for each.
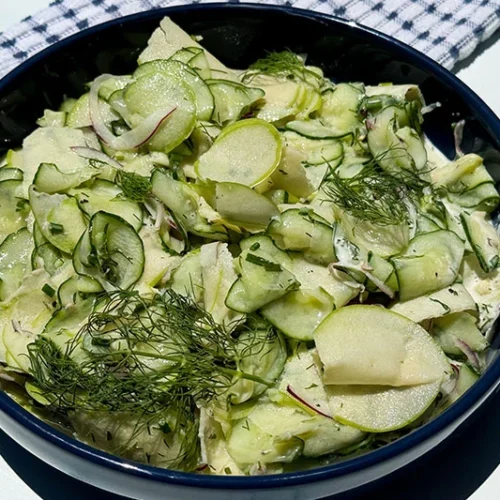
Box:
[0,2,499,499]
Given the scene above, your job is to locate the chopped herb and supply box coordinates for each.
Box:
[41,284,55,297]
[242,420,250,431]
[224,467,232,475]
[49,222,64,234]
[429,298,451,314]
[249,242,261,251]
[246,253,282,272]
[159,421,171,434]
[106,431,113,441]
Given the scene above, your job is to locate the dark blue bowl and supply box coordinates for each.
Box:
[0,4,499,499]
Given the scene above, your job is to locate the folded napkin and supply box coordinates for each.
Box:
[0,0,499,78]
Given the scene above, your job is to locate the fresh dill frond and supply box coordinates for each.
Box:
[27,290,276,469]
[116,171,152,203]
[323,161,427,226]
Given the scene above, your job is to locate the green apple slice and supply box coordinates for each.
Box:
[314,305,450,387]
[325,381,441,432]
[195,118,282,187]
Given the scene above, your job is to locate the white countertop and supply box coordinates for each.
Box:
[0,2,499,499]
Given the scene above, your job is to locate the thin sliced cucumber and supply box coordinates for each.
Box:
[33,162,101,194]
[225,248,299,313]
[151,170,227,240]
[31,223,67,275]
[29,187,87,254]
[431,312,488,356]
[390,283,476,323]
[134,60,214,121]
[66,92,119,129]
[461,212,500,273]
[73,211,144,290]
[267,208,335,265]
[0,228,33,301]
[0,168,23,182]
[211,182,279,229]
[314,305,450,387]
[392,230,464,302]
[0,179,28,242]
[207,79,264,124]
[196,118,282,187]
[73,179,143,231]
[318,83,363,136]
[57,275,103,307]
[123,72,197,152]
[286,119,350,140]
[270,147,315,198]
[261,288,334,341]
[282,131,343,166]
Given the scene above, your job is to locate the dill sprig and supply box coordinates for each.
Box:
[116,171,152,203]
[323,160,428,226]
[27,290,274,468]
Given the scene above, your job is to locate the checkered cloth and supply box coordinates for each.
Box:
[0,0,499,79]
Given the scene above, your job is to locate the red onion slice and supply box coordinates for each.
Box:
[453,119,465,158]
[71,146,124,170]
[286,384,332,419]
[89,74,176,150]
[454,338,481,372]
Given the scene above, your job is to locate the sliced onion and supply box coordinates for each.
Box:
[71,146,124,170]
[89,74,176,150]
[454,338,481,372]
[286,384,332,419]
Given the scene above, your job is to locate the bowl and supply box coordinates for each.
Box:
[0,4,499,499]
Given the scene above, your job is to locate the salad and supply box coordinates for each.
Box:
[0,16,499,476]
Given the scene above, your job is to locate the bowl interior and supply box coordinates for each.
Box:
[0,2,499,488]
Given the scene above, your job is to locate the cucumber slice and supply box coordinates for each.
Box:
[168,250,203,303]
[318,83,363,136]
[151,170,227,240]
[225,249,299,313]
[73,211,144,290]
[66,92,119,129]
[314,305,450,386]
[444,364,479,408]
[207,79,264,124]
[212,182,279,229]
[57,275,103,307]
[97,75,131,101]
[432,154,483,187]
[170,46,203,64]
[261,288,334,341]
[392,230,464,302]
[31,223,67,275]
[390,283,476,323]
[123,72,197,152]
[326,380,441,433]
[285,119,349,140]
[73,179,143,231]
[255,79,307,123]
[134,60,214,121]
[270,147,315,198]
[138,226,180,288]
[367,105,419,174]
[196,119,282,187]
[188,49,211,79]
[448,182,500,213]
[461,212,500,273]
[37,109,66,128]
[431,312,488,356]
[0,168,23,182]
[0,228,33,301]
[33,162,100,194]
[282,131,343,166]
[267,208,335,265]
[0,179,27,242]
[29,187,87,254]
[228,328,286,404]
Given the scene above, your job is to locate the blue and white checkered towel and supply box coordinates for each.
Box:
[0,0,499,78]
